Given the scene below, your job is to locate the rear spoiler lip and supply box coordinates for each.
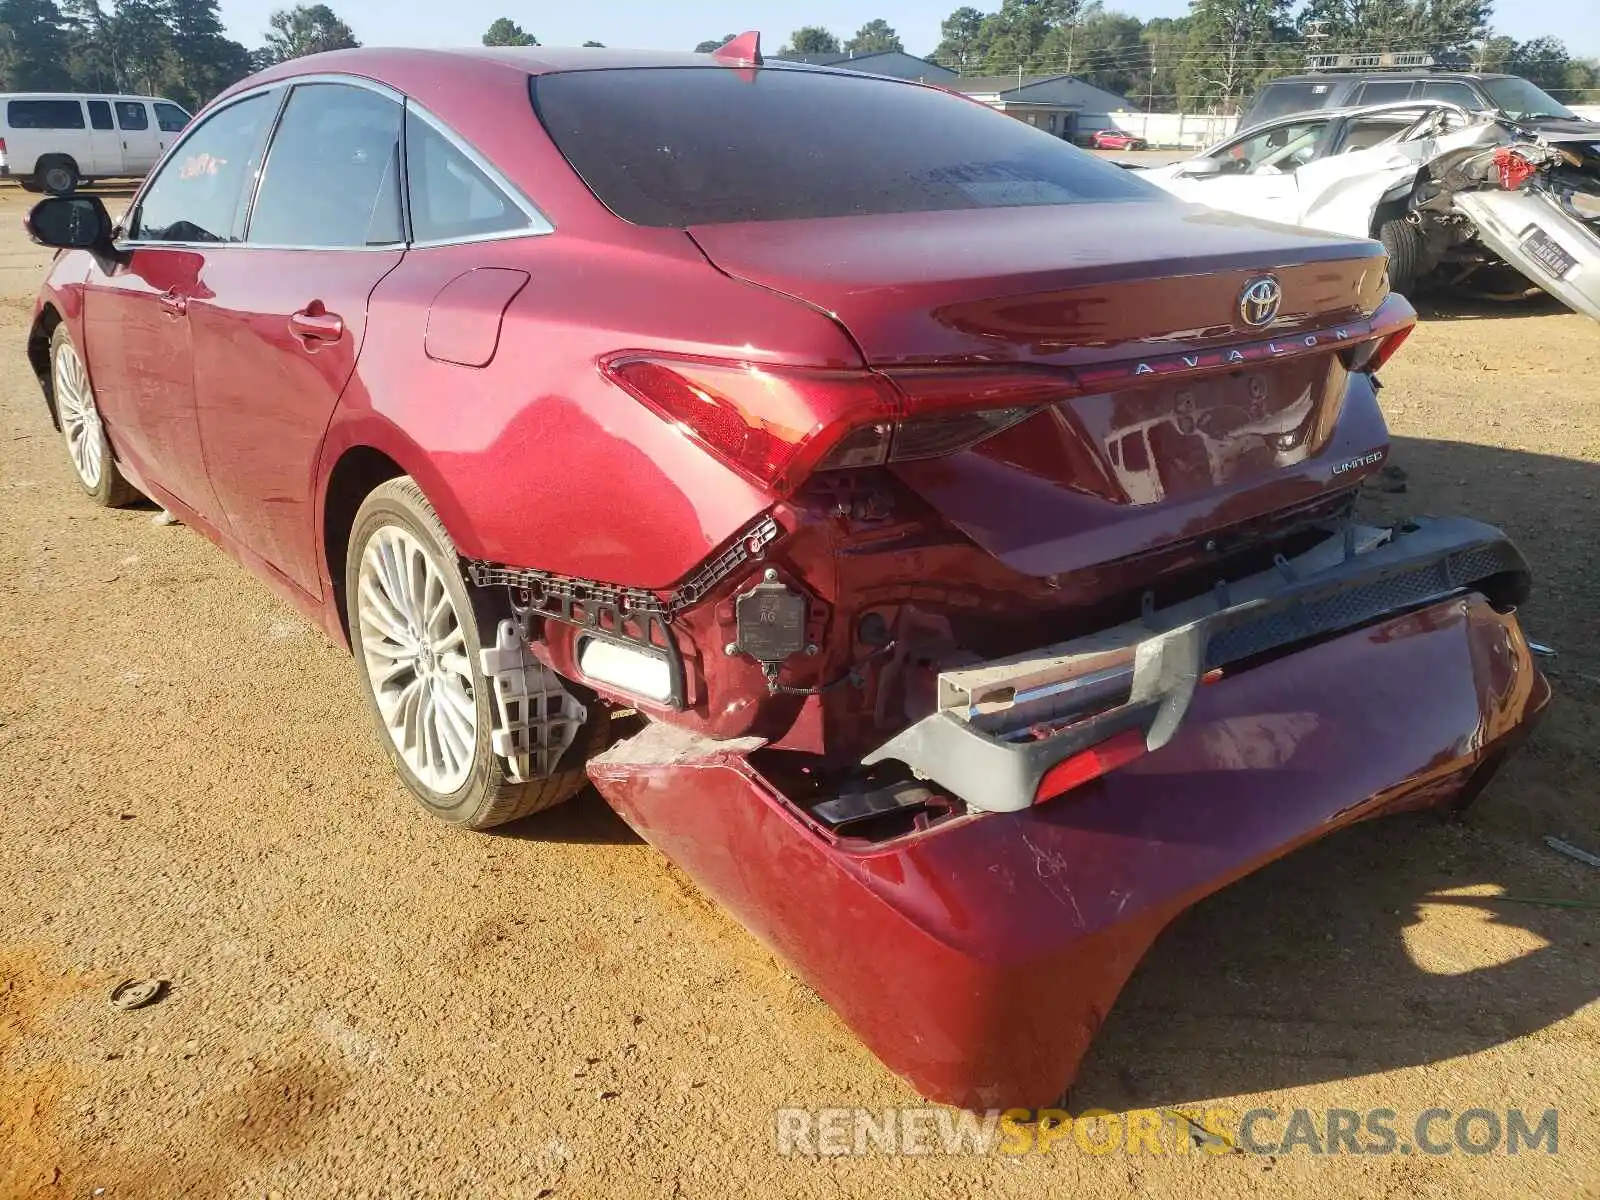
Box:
[863,516,1530,814]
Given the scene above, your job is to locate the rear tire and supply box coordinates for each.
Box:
[1378,217,1423,299]
[345,476,598,830]
[50,325,140,507]
[36,157,79,196]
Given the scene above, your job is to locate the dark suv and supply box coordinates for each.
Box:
[1240,69,1585,132]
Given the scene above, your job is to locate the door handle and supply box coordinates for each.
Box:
[158,289,187,317]
[289,304,344,344]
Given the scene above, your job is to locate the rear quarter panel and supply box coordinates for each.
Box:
[335,227,861,589]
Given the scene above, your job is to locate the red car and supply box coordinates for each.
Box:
[1091,128,1148,150]
[24,37,1548,1110]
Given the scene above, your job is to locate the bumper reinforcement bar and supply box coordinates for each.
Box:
[862,517,1529,814]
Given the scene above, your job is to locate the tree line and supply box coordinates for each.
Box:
[0,0,359,109]
[701,1,1600,112]
[0,0,1592,116]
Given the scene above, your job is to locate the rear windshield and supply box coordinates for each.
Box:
[1245,81,1338,123]
[532,67,1159,227]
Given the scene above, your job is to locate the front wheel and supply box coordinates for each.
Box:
[50,325,140,506]
[345,477,597,829]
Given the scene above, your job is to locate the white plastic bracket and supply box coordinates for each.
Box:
[478,619,587,783]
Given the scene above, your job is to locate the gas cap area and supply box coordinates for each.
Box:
[424,267,530,367]
[728,570,809,667]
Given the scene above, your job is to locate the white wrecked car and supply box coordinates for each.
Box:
[1140,101,1600,321]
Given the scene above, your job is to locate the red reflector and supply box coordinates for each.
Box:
[1032,729,1147,805]
[1365,325,1412,373]
[1342,293,1417,375]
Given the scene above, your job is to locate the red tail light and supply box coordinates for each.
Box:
[1033,729,1147,805]
[602,355,1074,495]
[0,138,7,154]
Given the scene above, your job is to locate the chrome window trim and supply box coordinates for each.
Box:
[119,240,406,253]
[115,71,553,254]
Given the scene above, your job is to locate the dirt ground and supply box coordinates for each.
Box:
[0,181,1597,1200]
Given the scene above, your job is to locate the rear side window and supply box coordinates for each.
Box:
[1418,81,1485,108]
[533,68,1157,227]
[1353,80,1417,105]
[115,101,149,131]
[406,113,529,243]
[87,100,114,131]
[154,102,190,133]
[7,99,85,130]
[1244,82,1334,123]
[248,83,404,247]
[132,92,277,243]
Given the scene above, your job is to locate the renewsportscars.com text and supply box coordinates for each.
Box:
[774,1106,1560,1158]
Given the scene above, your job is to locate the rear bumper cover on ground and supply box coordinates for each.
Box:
[588,527,1549,1110]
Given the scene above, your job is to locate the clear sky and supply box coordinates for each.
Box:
[217,1,1597,61]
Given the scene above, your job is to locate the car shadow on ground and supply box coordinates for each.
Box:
[1413,288,1571,322]
[1075,433,1598,1110]
[495,785,642,846]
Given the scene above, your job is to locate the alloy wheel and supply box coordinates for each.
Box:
[356,524,478,794]
[54,340,104,489]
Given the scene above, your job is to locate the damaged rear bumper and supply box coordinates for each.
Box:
[1453,187,1600,322]
[587,524,1549,1110]
[864,516,1529,813]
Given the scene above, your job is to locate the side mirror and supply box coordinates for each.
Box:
[25,195,114,252]
[1176,157,1226,179]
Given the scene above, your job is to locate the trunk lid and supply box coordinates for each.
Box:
[689,202,1400,577]
[688,201,1389,366]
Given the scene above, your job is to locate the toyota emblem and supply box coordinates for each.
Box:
[1239,276,1282,327]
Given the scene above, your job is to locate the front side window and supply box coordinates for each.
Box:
[248,83,404,248]
[130,92,277,244]
[7,99,85,130]
[1482,76,1576,120]
[154,102,191,133]
[1214,120,1328,174]
[406,113,530,243]
[115,101,150,131]
[87,100,114,131]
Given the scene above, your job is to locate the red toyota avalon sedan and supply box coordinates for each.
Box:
[25,37,1548,1109]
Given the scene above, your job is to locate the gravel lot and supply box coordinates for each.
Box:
[1,182,1597,1199]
